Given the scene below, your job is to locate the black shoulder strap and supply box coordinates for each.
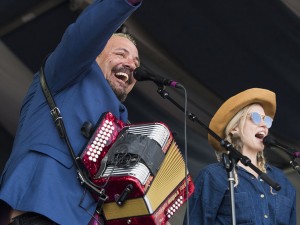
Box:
[39,61,108,209]
[40,63,65,138]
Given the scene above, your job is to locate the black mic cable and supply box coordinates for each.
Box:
[133,66,191,225]
[181,85,191,225]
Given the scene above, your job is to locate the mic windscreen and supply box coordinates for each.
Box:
[263,135,275,147]
[133,67,150,81]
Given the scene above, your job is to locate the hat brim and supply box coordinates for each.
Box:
[208,88,276,152]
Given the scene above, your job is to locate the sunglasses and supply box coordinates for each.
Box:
[248,112,273,128]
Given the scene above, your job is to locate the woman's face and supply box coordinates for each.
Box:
[233,104,270,153]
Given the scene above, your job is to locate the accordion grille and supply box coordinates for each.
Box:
[146,140,186,212]
[125,123,170,149]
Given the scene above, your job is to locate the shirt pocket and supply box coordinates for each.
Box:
[219,192,255,225]
[275,194,293,225]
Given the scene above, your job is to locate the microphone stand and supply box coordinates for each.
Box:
[156,86,281,225]
[276,146,300,176]
[266,137,300,176]
[290,159,300,175]
[222,153,237,225]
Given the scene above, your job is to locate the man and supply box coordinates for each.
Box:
[0,0,142,224]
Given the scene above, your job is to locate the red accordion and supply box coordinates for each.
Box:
[80,112,194,225]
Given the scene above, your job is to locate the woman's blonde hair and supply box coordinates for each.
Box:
[215,103,267,186]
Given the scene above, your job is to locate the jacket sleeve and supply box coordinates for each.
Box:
[44,0,141,92]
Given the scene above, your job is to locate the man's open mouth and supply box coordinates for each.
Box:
[115,72,129,82]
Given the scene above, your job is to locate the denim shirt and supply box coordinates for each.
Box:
[185,162,296,225]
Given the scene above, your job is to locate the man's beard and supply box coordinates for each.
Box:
[108,80,127,102]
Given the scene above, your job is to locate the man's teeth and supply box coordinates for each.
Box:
[115,72,129,82]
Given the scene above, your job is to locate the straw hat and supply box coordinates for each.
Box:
[208,88,276,152]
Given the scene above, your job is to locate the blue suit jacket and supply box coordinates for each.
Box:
[0,0,141,224]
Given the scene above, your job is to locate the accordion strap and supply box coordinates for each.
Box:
[39,60,108,209]
[39,65,65,138]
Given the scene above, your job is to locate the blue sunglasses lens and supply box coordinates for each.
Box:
[250,112,273,128]
[264,116,273,128]
[250,112,261,125]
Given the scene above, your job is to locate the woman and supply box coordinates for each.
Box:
[185,88,296,225]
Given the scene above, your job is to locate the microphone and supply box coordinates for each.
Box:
[133,67,183,88]
[263,135,300,158]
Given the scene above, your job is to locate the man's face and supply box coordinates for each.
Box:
[96,35,140,102]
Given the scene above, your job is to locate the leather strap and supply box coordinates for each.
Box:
[39,63,65,138]
[39,61,107,209]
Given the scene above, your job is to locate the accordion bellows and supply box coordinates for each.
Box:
[80,112,194,225]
